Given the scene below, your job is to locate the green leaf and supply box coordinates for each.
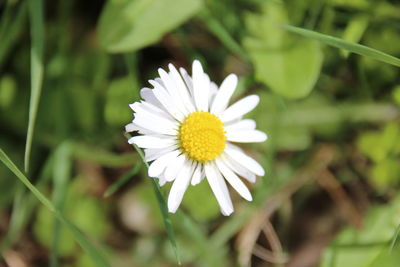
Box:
[282,24,400,67]
[97,0,203,53]
[0,148,110,267]
[25,0,45,172]
[243,1,323,99]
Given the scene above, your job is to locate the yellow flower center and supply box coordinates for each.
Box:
[179,111,226,162]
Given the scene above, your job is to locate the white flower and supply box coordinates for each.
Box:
[125,60,267,216]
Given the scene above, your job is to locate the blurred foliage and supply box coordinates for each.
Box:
[243,1,323,99]
[0,0,400,266]
[357,123,400,190]
[98,0,203,52]
[321,197,400,267]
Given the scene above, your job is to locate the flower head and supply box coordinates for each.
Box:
[126,60,267,216]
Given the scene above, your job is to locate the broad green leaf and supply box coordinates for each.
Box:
[282,24,400,67]
[25,0,45,172]
[243,1,323,99]
[98,0,203,53]
[247,39,323,99]
[0,148,110,267]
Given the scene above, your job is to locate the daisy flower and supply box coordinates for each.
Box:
[125,60,267,216]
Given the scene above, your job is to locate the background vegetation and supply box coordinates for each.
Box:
[1,0,400,266]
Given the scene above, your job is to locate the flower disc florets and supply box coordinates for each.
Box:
[179,111,226,162]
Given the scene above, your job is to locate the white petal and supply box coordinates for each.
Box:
[191,163,202,186]
[133,113,177,135]
[222,155,256,183]
[125,122,155,135]
[205,162,234,216]
[208,81,218,105]
[153,78,164,87]
[179,67,194,97]
[165,153,186,182]
[192,60,209,111]
[224,145,265,176]
[226,130,268,143]
[130,101,174,122]
[158,174,167,186]
[158,68,190,115]
[148,150,180,178]
[128,136,177,149]
[210,74,238,115]
[144,145,179,162]
[224,119,256,131]
[140,88,165,110]
[151,82,185,121]
[168,64,196,113]
[130,101,178,125]
[215,158,252,201]
[139,101,175,121]
[220,95,260,123]
[125,123,137,132]
[168,159,195,213]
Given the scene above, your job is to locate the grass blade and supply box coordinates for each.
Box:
[124,133,181,265]
[389,223,400,253]
[51,143,72,267]
[199,10,250,63]
[25,0,45,172]
[3,186,26,247]
[0,148,110,267]
[282,24,400,67]
[104,163,142,198]
[2,150,55,251]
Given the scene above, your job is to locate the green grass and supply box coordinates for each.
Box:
[25,0,45,172]
[0,148,110,267]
